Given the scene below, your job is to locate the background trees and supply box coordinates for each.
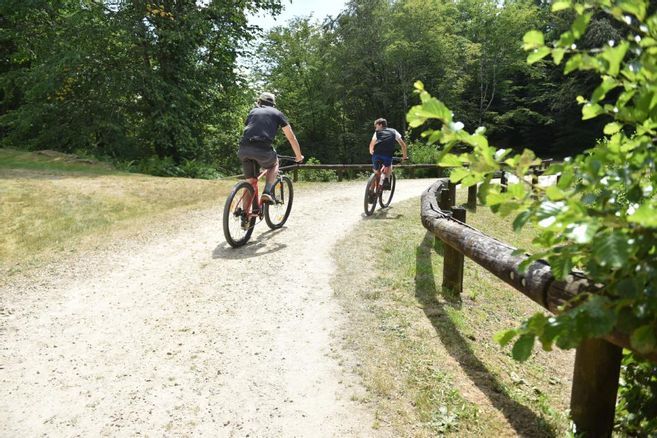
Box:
[0,0,622,172]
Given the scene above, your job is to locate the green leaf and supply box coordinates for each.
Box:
[513,210,532,232]
[628,203,657,227]
[571,13,592,39]
[512,334,535,361]
[604,122,622,135]
[552,48,566,65]
[438,153,462,167]
[582,103,604,120]
[618,0,647,20]
[449,167,471,183]
[591,231,631,269]
[546,185,565,201]
[527,47,551,64]
[551,0,571,12]
[494,329,517,347]
[601,41,629,76]
[467,134,488,149]
[523,30,544,50]
[630,325,657,354]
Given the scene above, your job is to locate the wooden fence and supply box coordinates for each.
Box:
[420,178,656,438]
[278,163,445,181]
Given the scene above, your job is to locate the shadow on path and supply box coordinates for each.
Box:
[213,228,287,260]
[415,230,555,437]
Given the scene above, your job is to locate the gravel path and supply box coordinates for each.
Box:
[1,178,433,437]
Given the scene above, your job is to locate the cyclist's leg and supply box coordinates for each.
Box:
[240,158,258,211]
[372,154,384,181]
[257,148,278,201]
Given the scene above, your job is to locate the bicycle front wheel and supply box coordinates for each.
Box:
[264,176,294,229]
[379,172,396,208]
[223,182,256,248]
[364,173,378,216]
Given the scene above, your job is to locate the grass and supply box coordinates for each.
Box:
[332,188,574,437]
[0,148,234,276]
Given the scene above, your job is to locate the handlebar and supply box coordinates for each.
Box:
[277,155,303,165]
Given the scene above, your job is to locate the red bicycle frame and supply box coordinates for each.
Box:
[239,167,269,219]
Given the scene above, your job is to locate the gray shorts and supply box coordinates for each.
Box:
[238,144,277,178]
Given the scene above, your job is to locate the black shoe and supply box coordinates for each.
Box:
[382,178,391,190]
[240,213,250,230]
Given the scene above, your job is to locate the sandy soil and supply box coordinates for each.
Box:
[1,178,434,437]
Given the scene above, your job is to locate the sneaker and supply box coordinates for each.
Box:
[261,191,274,204]
[382,178,391,190]
[239,212,250,230]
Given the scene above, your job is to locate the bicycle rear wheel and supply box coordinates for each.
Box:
[223,182,256,248]
[264,176,294,229]
[364,173,378,216]
[379,172,396,208]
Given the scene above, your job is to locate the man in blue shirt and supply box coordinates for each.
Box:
[238,92,303,203]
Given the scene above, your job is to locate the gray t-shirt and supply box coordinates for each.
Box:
[239,106,289,147]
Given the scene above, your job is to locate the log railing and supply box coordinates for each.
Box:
[420,178,655,437]
[278,163,445,181]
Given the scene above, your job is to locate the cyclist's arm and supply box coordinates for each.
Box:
[368,134,376,155]
[282,125,303,162]
[397,137,408,160]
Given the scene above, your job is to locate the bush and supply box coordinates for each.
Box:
[115,156,222,179]
[299,157,338,182]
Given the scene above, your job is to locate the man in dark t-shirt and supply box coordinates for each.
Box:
[368,118,408,188]
[238,92,303,203]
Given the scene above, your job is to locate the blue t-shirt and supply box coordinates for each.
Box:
[239,106,289,147]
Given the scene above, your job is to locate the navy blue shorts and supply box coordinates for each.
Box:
[372,154,393,171]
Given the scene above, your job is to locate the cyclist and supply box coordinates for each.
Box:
[238,92,303,205]
[368,118,408,189]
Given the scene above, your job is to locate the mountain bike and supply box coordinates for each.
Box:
[223,155,298,248]
[364,156,403,216]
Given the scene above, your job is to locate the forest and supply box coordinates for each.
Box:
[0,0,619,176]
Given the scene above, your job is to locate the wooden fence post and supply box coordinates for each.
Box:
[466,185,477,211]
[442,206,466,295]
[337,169,343,182]
[293,168,298,182]
[570,338,622,438]
[531,169,539,199]
[500,171,507,193]
[439,189,451,210]
[447,182,457,208]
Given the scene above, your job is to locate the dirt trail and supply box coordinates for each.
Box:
[1,178,434,437]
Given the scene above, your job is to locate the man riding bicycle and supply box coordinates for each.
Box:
[368,118,408,188]
[238,92,303,204]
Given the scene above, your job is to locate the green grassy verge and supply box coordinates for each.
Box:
[332,189,574,437]
[1,148,234,275]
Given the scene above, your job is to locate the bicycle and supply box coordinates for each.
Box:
[364,156,404,216]
[223,155,299,248]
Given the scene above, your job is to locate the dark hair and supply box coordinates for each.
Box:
[374,118,387,128]
[258,99,275,107]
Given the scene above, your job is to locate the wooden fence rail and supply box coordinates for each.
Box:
[420,178,655,438]
[278,163,446,181]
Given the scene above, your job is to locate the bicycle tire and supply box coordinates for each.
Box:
[379,172,396,208]
[364,173,378,216]
[223,181,256,248]
[264,175,294,229]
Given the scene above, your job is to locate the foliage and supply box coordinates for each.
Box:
[0,0,281,173]
[407,0,657,431]
[298,157,338,182]
[616,351,657,434]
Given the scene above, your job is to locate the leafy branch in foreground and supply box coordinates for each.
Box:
[407,0,656,364]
